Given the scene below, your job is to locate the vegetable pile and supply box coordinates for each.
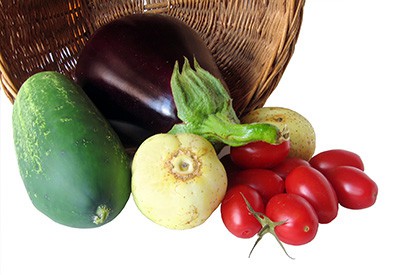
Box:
[219,106,377,256]
[221,145,377,257]
[10,13,378,258]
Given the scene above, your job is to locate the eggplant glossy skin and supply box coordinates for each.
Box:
[75,14,225,148]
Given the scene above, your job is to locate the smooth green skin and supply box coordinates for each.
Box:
[12,72,131,228]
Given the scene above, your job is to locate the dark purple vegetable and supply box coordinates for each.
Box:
[74,14,225,148]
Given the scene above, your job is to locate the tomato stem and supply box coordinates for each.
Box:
[240,193,294,259]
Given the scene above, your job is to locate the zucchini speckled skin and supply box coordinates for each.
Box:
[12,71,131,228]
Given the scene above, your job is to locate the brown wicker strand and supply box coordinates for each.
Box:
[0,0,305,117]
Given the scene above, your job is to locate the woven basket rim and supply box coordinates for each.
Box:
[0,0,305,116]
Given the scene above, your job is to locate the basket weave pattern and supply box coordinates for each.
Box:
[0,0,304,117]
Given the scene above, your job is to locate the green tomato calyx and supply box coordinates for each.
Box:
[241,193,294,260]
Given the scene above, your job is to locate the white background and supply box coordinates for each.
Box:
[1,1,399,274]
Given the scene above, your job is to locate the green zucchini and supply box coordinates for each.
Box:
[12,71,131,228]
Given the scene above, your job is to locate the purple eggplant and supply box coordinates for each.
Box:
[74,14,226,148]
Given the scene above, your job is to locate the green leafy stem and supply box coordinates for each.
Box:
[168,57,286,147]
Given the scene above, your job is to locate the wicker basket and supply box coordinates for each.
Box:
[0,0,305,117]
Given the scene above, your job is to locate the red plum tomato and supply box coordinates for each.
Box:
[309,149,364,176]
[271,157,311,180]
[325,166,378,209]
[285,166,338,224]
[228,169,285,204]
[266,193,319,245]
[221,185,264,238]
[230,140,290,169]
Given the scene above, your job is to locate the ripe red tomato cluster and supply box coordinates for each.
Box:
[220,141,378,252]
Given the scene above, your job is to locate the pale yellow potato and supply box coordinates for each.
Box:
[242,107,316,160]
[131,133,227,230]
